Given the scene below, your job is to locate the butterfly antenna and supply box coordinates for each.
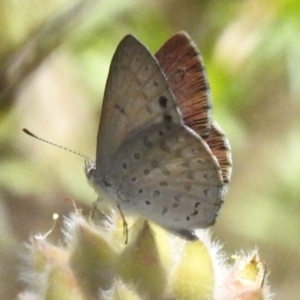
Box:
[23,128,89,160]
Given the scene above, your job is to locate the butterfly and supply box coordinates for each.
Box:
[85,32,232,240]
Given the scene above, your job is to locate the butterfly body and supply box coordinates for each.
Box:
[86,32,232,240]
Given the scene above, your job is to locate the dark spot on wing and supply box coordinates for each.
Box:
[203,188,209,196]
[143,136,152,148]
[115,104,125,115]
[163,114,173,123]
[158,96,168,108]
[162,207,168,215]
[153,190,160,197]
[174,195,182,202]
[151,160,159,168]
[103,178,112,187]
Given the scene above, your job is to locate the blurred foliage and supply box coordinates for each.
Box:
[0,0,299,299]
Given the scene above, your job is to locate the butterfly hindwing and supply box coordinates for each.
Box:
[107,122,223,235]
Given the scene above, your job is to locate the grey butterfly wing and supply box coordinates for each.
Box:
[96,35,182,176]
[108,122,224,239]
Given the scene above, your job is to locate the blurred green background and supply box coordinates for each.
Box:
[0,0,299,298]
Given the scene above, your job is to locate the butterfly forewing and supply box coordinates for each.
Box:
[96,35,182,175]
[155,31,212,137]
[155,32,232,185]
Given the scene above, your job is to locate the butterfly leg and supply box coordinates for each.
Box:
[90,197,112,225]
[90,199,99,220]
[117,204,128,244]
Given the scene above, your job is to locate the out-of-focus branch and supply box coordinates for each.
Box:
[0,0,100,108]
